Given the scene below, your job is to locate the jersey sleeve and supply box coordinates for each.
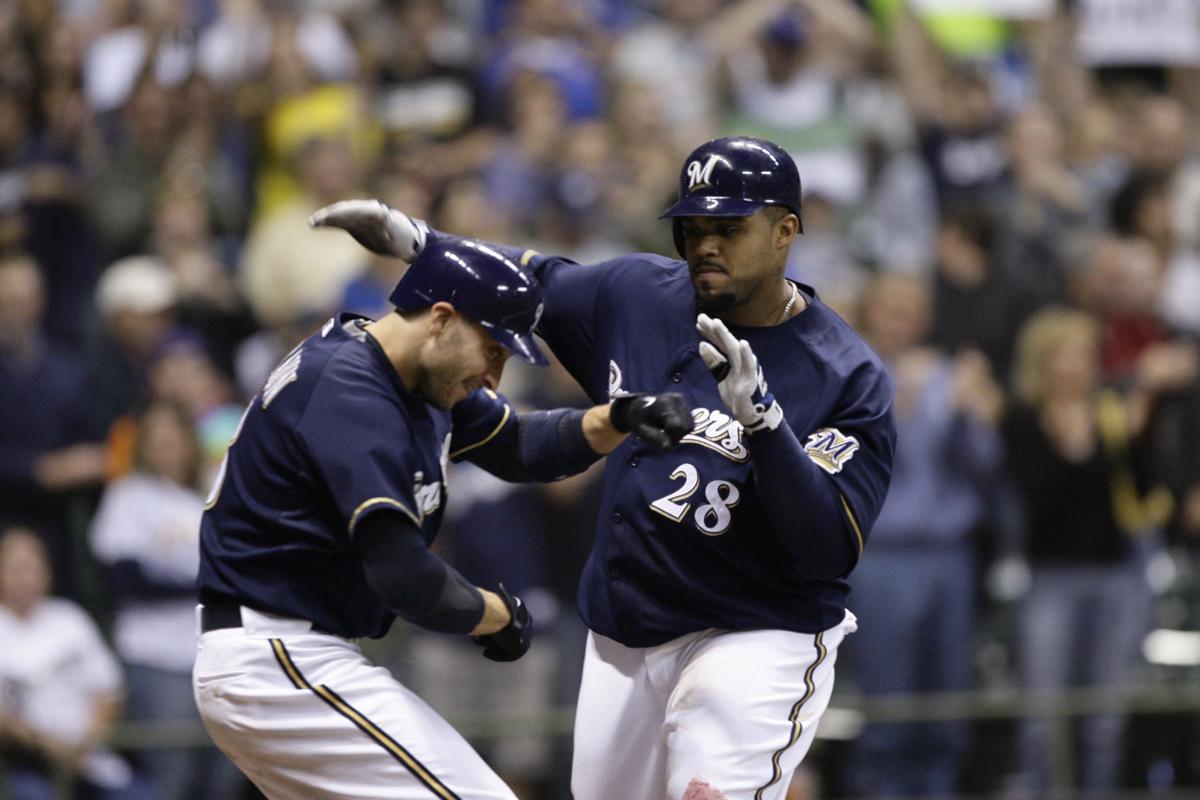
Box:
[294,359,425,535]
[448,388,515,461]
[450,389,600,481]
[750,362,896,578]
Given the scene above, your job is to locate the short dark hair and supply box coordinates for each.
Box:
[764,206,796,224]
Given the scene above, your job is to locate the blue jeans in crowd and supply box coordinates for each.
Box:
[1009,552,1152,794]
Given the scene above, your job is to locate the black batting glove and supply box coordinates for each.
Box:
[610,393,693,449]
[473,583,532,662]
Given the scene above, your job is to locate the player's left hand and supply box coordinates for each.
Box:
[472,584,532,662]
[696,314,784,433]
[308,199,428,261]
[610,393,693,449]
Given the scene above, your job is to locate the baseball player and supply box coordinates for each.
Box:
[313,136,896,799]
[192,238,691,800]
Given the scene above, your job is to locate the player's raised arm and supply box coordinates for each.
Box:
[697,314,896,579]
[309,199,429,262]
[310,198,619,399]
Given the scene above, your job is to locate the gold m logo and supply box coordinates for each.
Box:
[686,155,723,192]
[804,428,860,474]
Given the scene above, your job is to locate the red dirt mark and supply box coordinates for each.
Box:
[682,779,727,800]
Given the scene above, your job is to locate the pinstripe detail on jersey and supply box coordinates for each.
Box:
[449,399,511,460]
[839,494,864,554]
[754,631,828,799]
[269,639,462,800]
[348,497,422,534]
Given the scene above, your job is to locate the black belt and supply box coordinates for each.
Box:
[200,601,244,632]
[200,601,334,636]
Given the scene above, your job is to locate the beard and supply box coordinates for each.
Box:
[694,290,737,317]
[412,370,456,410]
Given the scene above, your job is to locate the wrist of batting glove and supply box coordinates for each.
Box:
[696,314,784,434]
[472,583,532,662]
[308,199,428,262]
[610,393,693,449]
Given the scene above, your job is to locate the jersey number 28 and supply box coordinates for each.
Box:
[649,463,740,536]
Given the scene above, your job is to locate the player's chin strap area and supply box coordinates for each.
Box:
[696,314,784,434]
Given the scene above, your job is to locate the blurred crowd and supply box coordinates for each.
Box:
[0,0,1199,798]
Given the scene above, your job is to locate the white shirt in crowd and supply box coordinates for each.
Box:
[89,473,204,673]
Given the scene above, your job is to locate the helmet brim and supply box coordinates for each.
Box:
[659,196,767,219]
[481,321,550,366]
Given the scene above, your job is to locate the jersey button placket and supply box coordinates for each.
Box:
[671,372,682,382]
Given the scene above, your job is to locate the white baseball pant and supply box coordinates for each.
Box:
[571,613,856,800]
[192,606,517,800]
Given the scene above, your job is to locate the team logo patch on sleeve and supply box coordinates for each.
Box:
[804,428,859,474]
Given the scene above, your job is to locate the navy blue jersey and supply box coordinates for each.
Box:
[197,314,514,639]
[527,252,896,646]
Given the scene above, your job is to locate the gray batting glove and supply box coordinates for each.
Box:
[696,314,784,433]
[308,199,428,262]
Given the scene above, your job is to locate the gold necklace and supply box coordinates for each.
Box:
[779,281,799,324]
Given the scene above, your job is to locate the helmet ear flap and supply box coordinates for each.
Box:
[672,219,686,258]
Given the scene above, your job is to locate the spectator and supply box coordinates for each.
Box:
[87,76,181,261]
[148,190,256,377]
[784,191,868,320]
[479,69,571,238]
[931,202,1039,384]
[0,527,152,800]
[23,74,103,348]
[845,273,1005,798]
[848,129,939,276]
[1109,171,1200,336]
[608,0,775,146]
[85,255,180,432]
[243,15,365,218]
[88,402,244,800]
[722,1,875,207]
[888,4,1008,210]
[0,254,106,600]
[1002,307,1173,796]
[993,102,1090,309]
[479,0,607,125]
[239,134,370,329]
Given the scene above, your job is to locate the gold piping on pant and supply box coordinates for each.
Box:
[270,638,462,800]
[755,631,828,799]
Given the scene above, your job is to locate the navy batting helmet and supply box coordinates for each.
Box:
[389,237,548,365]
[660,136,803,256]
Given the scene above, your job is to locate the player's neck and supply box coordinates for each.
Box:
[724,280,805,327]
[365,312,422,391]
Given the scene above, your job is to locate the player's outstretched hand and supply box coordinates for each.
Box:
[696,314,784,433]
[610,393,693,449]
[473,584,532,662]
[308,199,428,262]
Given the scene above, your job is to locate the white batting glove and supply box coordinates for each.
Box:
[308,199,428,262]
[696,313,784,433]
